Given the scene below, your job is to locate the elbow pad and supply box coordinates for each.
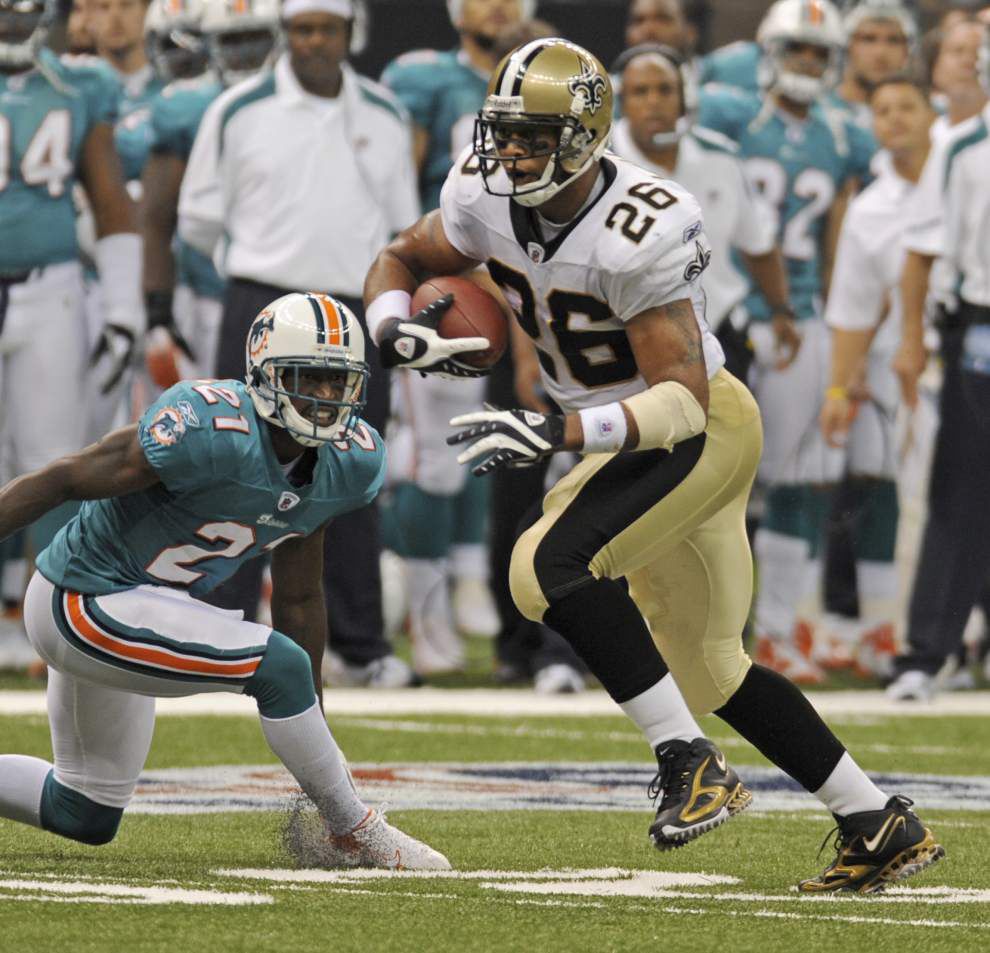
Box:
[621,380,707,451]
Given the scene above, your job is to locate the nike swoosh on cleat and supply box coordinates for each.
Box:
[862,814,902,854]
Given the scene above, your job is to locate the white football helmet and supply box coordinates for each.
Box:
[842,0,916,47]
[0,0,56,68]
[758,0,845,103]
[145,0,209,82]
[245,293,369,447]
[201,0,281,87]
[447,1,536,28]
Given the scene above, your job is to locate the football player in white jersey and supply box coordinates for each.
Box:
[362,38,943,890]
[819,75,935,679]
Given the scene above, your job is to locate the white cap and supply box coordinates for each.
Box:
[282,0,353,20]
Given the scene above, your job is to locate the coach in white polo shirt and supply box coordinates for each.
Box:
[887,28,990,700]
[177,0,419,687]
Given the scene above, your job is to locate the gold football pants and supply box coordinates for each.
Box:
[509,369,763,714]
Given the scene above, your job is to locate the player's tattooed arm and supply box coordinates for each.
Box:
[0,426,160,544]
[270,528,329,705]
[622,299,711,442]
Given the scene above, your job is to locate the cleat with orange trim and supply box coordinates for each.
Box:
[755,634,826,686]
[323,809,452,870]
[855,623,896,679]
[799,795,944,894]
[648,738,752,851]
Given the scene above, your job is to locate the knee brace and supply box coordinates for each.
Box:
[40,772,123,846]
[243,631,317,719]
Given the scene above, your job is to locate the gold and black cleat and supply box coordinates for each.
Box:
[647,738,752,851]
[799,795,945,895]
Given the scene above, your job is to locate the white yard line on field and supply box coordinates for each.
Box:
[2,688,990,717]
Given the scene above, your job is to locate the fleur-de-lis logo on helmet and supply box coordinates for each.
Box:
[568,60,608,115]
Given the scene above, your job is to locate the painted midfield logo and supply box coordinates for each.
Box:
[568,62,607,115]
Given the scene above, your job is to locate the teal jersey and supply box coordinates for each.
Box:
[38,380,387,597]
[698,86,876,321]
[113,67,166,181]
[149,75,226,299]
[382,48,488,211]
[698,41,761,93]
[0,50,120,273]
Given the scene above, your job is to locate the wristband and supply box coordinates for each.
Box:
[145,290,174,330]
[366,290,412,344]
[578,402,628,454]
[825,386,849,401]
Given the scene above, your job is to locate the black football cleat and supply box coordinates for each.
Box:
[647,737,752,851]
[799,795,945,894]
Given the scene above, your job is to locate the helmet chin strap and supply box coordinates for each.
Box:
[511,135,608,209]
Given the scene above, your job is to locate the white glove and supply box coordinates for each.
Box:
[447,404,565,476]
[90,324,135,395]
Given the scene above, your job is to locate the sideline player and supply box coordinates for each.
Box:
[0,293,449,870]
[378,0,536,669]
[609,43,795,380]
[0,0,142,669]
[819,75,935,676]
[699,0,876,685]
[363,38,943,890]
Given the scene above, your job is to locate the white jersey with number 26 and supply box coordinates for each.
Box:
[439,147,725,414]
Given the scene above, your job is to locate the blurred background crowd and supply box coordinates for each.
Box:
[1,0,988,702]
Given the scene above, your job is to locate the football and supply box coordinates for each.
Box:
[411,275,508,370]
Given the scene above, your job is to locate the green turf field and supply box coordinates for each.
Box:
[1,701,988,953]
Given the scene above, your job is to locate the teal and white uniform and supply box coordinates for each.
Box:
[39,379,385,598]
[0,50,120,481]
[113,65,166,183]
[0,50,119,274]
[698,41,761,93]
[150,75,226,303]
[382,48,488,213]
[379,48,489,579]
[698,85,875,325]
[698,87,877,646]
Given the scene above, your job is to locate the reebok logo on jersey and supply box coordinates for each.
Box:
[277,492,301,512]
[527,243,544,264]
[177,401,200,428]
[682,220,703,244]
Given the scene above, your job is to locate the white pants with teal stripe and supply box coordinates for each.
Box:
[23,572,274,808]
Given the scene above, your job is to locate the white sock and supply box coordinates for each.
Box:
[450,543,487,581]
[753,530,809,639]
[619,674,702,750]
[813,751,889,817]
[405,557,450,625]
[0,755,51,826]
[857,560,898,629]
[259,702,368,833]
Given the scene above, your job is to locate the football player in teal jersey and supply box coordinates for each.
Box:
[0,293,451,870]
[698,0,877,685]
[377,1,536,672]
[0,0,142,671]
[141,0,279,393]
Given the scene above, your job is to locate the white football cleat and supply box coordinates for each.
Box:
[451,577,500,638]
[325,809,451,870]
[533,663,585,695]
[322,650,417,689]
[409,613,465,675]
[885,669,935,702]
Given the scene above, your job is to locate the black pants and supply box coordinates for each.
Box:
[206,277,391,665]
[897,302,990,675]
[486,351,585,676]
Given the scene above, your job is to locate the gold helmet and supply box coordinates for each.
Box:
[474,38,613,207]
